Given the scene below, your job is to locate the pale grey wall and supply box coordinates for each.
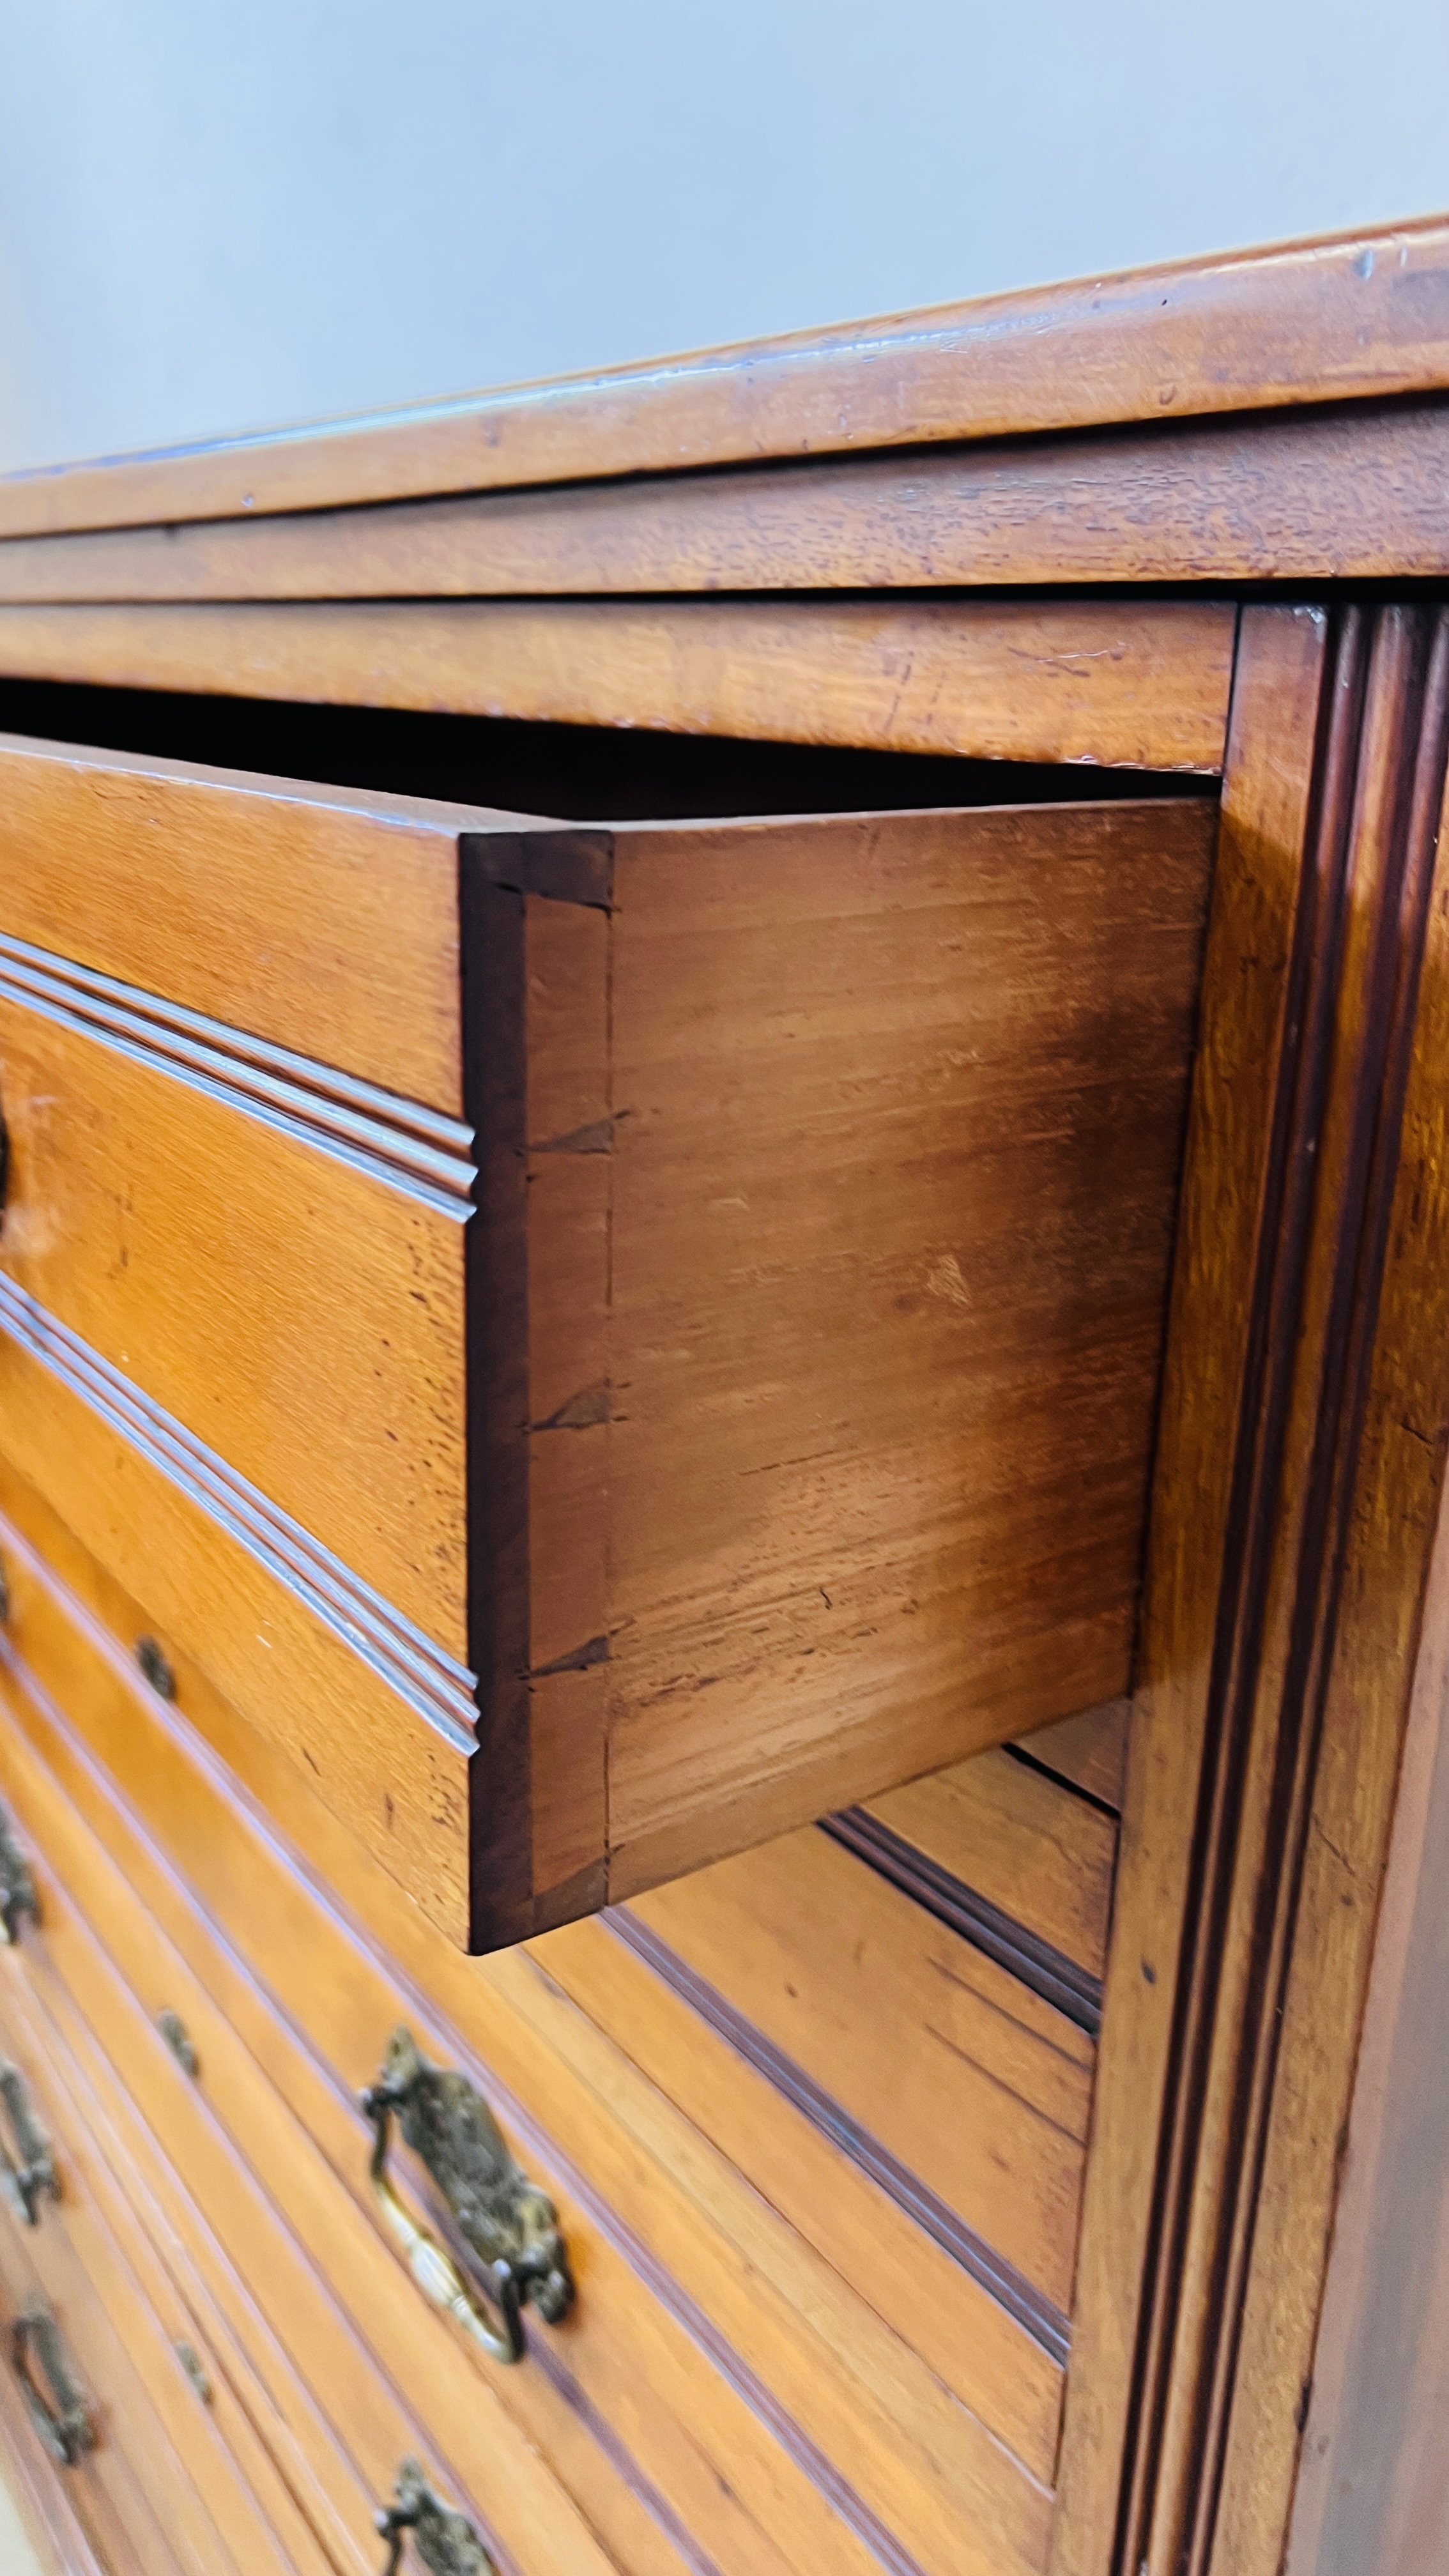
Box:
[1,0,1446,473]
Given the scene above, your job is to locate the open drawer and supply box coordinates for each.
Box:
[0,732,1212,1943]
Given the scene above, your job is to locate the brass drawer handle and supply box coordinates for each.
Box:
[375,2457,494,2574]
[13,2304,94,2466]
[360,2027,572,2366]
[0,2063,56,2226]
[0,1799,39,1945]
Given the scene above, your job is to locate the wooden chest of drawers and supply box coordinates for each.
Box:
[1,218,1448,2576]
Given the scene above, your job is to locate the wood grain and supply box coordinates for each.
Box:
[0,1998,227,2576]
[0,217,1445,537]
[1055,602,1449,2576]
[0,1703,643,2576]
[0,983,470,1657]
[0,1459,1057,2569]
[1208,618,1449,2576]
[1284,1430,1449,2574]
[544,1909,1067,2479]
[0,2195,166,2576]
[862,1745,1117,1980]
[4,1715,1041,2576]
[0,1334,474,1943]
[3,402,1448,597]
[0,2317,113,2576]
[32,1972,404,2576]
[0,598,1236,773]
[0,1966,309,2576]
[0,740,1213,1947]
[0,733,538,1116]
[1014,1698,1130,1810]
[602,800,1213,1899]
[629,1827,1092,2314]
[1049,606,1331,2576]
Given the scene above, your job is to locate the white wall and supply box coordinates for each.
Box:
[1,0,1446,475]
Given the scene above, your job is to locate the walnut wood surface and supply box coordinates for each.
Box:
[0,1507,1063,2576]
[0,1663,630,2576]
[0,2189,165,2576]
[0,218,1445,537]
[1209,615,1449,2576]
[1050,604,1330,2576]
[0,1450,1078,2563]
[0,1981,217,2576]
[0,2208,191,2576]
[1055,600,1449,2576]
[0,733,540,1116]
[0,987,470,1657]
[0,765,1209,1951]
[1016,1699,1130,1811]
[0,599,1236,772]
[1284,1451,1449,2574]
[629,1829,1092,2315]
[3,401,1446,598]
[0,1958,305,2576]
[596,799,1211,1915]
[864,1744,1116,1979]
[0,2327,113,2576]
[0,1326,474,1944]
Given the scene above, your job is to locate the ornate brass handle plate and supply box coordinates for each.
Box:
[13,2304,94,2466]
[376,2457,494,2574]
[0,1801,39,1945]
[361,2027,572,2366]
[0,2064,56,2226]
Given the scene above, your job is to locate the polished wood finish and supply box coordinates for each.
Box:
[1017,1698,1130,1811]
[0,599,1235,770]
[0,973,470,1652]
[1212,612,1449,2576]
[0,1458,1078,2576]
[0,219,1445,537]
[0,733,525,1112]
[0,1421,1066,2494]
[0,730,1212,1949]
[3,403,1448,599]
[629,1829,1092,2317]
[1051,604,1331,2573]
[1055,601,1449,2576]
[1285,1461,1449,2575]
[583,799,1210,1924]
[3,224,1449,2576]
[864,1744,1116,1980]
[0,1312,477,1942]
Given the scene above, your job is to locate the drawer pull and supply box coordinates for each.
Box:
[0,2064,56,2225]
[13,2304,94,2466]
[0,1802,40,1945]
[375,2457,494,2575]
[361,2027,572,2366]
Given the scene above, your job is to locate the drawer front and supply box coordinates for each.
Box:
[0,1462,1130,2576]
[0,1958,309,2576]
[0,737,541,1950]
[0,967,471,1652]
[0,730,473,1109]
[0,1631,641,2576]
